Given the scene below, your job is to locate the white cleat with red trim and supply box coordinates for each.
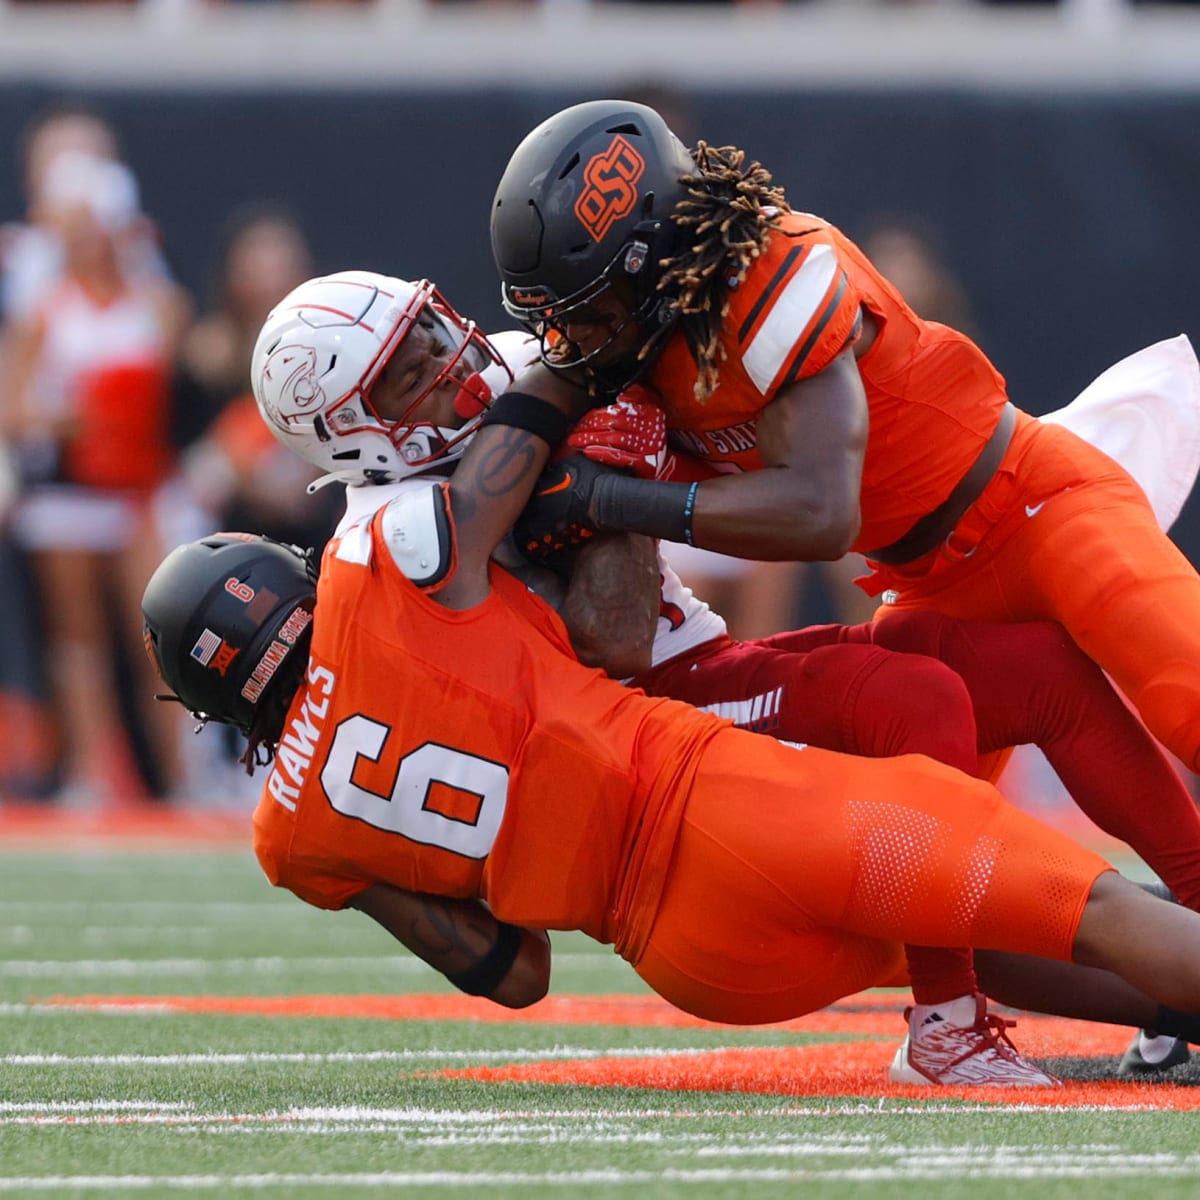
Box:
[888,993,1062,1087]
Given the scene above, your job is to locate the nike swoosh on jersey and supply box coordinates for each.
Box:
[538,473,575,497]
[1025,501,1047,517]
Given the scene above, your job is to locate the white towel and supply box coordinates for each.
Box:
[1040,334,1200,533]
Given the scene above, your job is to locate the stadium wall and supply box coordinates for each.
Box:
[2,78,1198,556]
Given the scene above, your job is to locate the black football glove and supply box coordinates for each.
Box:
[513,453,614,566]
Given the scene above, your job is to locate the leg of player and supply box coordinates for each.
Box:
[637,633,1058,1086]
[1074,872,1200,1004]
[867,611,1200,1074]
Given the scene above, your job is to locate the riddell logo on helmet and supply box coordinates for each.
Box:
[509,285,556,310]
[574,135,646,243]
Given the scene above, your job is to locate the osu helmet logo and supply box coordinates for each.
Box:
[259,344,325,430]
[574,135,646,243]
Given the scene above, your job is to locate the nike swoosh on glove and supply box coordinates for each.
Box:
[513,453,613,565]
[566,388,673,480]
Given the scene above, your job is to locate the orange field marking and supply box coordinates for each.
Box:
[33,990,1149,1047]
[440,1043,1200,1109]
[45,992,901,1028]
[0,803,248,847]
[40,991,1199,1107]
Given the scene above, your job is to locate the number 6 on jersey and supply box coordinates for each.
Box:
[321,717,509,859]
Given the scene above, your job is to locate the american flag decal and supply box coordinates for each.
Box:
[190,629,223,666]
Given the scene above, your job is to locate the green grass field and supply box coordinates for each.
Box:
[3,835,1199,1199]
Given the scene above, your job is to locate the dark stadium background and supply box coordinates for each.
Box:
[2,82,1197,560]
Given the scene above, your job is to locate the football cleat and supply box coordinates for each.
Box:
[889,993,1062,1087]
[1117,1030,1191,1076]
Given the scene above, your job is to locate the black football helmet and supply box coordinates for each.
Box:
[491,99,695,382]
[141,533,317,735]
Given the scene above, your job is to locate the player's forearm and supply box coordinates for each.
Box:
[491,926,552,1009]
[561,533,660,678]
[585,470,860,563]
[689,470,861,562]
[448,424,558,584]
[446,375,593,598]
[349,885,550,1008]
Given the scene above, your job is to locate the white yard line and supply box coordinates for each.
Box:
[0,1098,1184,1121]
[0,1101,195,1113]
[0,902,295,916]
[0,1047,710,1068]
[4,1159,1200,1189]
[0,952,611,977]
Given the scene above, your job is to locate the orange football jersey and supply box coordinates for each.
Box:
[648,212,1009,552]
[252,488,725,958]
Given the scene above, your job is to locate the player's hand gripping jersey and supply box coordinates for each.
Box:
[647,212,1010,555]
[252,482,723,960]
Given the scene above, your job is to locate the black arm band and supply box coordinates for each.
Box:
[592,475,699,546]
[479,391,574,450]
[445,920,523,997]
[1152,1005,1200,1044]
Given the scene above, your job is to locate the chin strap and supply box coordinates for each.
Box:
[306,461,458,494]
[154,691,213,735]
[306,469,373,494]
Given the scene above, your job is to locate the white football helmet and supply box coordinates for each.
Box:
[251,270,512,487]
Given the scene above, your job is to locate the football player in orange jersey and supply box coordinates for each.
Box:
[140,275,1200,1084]
[229,268,1200,1083]
[492,99,1200,1073]
[141,455,1200,1090]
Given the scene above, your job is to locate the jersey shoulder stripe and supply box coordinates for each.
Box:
[737,245,804,344]
[780,271,851,388]
[741,242,842,394]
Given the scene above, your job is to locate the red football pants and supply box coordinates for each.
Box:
[635,608,1200,911]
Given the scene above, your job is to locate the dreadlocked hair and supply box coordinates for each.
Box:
[238,635,311,776]
[656,142,790,403]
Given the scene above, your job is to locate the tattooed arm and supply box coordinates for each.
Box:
[440,366,591,611]
[348,883,551,1008]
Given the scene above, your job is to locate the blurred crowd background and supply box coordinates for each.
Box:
[0,1,1198,813]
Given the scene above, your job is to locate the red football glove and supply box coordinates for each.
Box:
[566,387,672,480]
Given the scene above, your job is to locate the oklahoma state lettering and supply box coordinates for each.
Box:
[670,422,759,460]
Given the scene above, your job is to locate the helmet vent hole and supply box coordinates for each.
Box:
[605,123,641,136]
[321,354,338,377]
[557,153,580,180]
[331,449,361,461]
